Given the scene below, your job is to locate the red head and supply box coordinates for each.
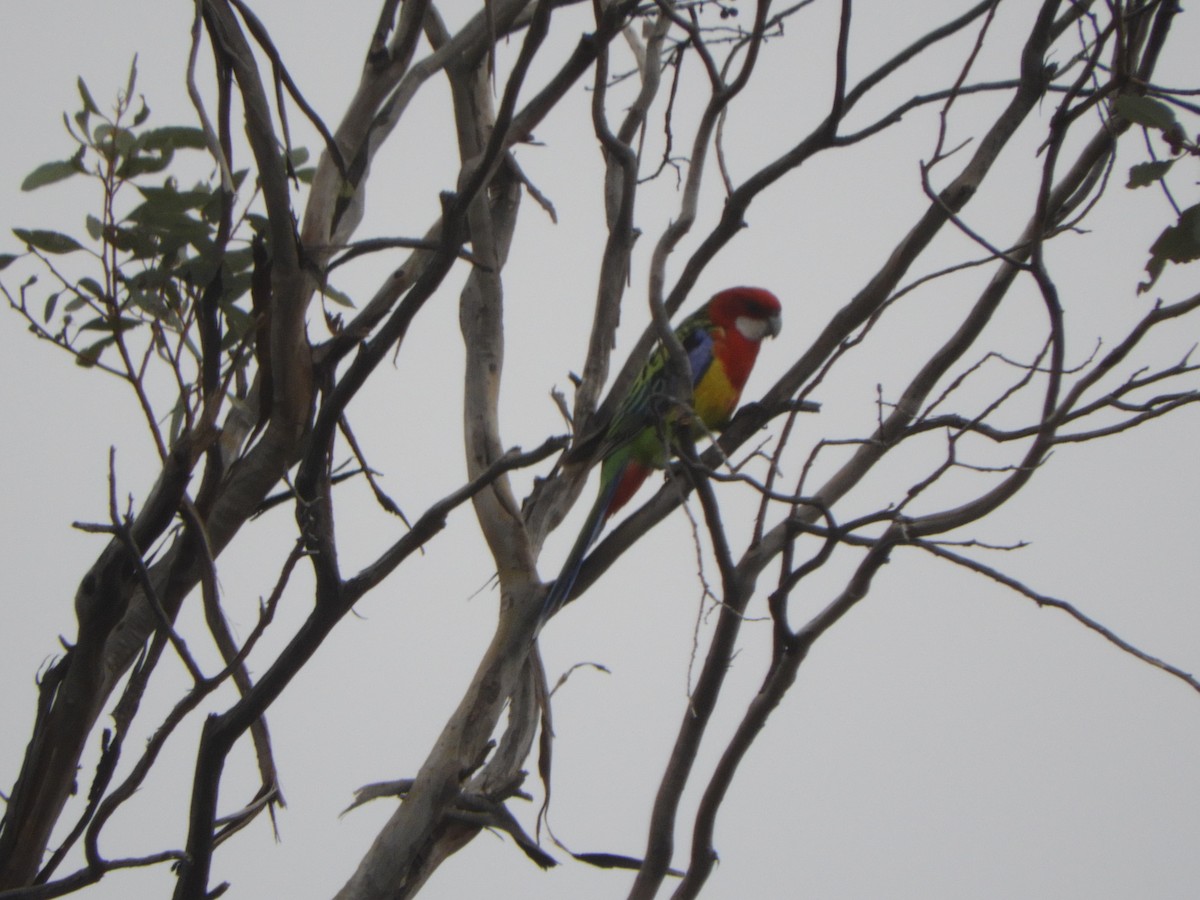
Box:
[700,287,782,402]
[707,287,783,343]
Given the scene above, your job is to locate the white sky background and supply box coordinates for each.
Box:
[1,2,1199,899]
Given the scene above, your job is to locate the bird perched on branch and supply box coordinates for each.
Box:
[539,287,782,628]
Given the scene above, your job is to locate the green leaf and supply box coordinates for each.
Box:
[117,148,173,179]
[107,224,158,258]
[137,126,208,152]
[94,123,137,160]
[221,270,253,305]
[0,253,17,271]
[77,77,100,116]
[134,183,214,213]
[76,336,115,367]
[13,228,84,254]
[78,314,140,334]
[85,214,103,241]
[78,277,105,298]
[1114,94,1178,132]
[126,289,167,318]
[44,292,59,321]
[125,185,214,248]
[21,158,84,192]
[222,246,255,274]
[1140,202,1200,293]
[321,283,356,308]
[245,213,270,233]
[221,302,255,344]
[178,253,218,287]
[178,328,202,364]
[1126,159,1176,189]
[160,280,185,317]
[64,294,90,313]
[127,265,174,292]
[201,188,231,224]
[168,396,184,445]
[132,97,150,126]
[124,55,138,102]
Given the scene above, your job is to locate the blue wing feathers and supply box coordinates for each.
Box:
[684,327,714,387]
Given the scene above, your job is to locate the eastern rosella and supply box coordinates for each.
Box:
[539,287,782,626]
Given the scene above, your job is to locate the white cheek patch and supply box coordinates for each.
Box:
[735,314,779,341]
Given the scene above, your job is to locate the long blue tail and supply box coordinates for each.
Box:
[536,472,622,631]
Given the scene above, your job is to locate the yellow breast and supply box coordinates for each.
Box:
[692,360,738,431]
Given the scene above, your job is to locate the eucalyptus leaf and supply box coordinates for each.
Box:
[117,148,173,179]
[133,183,213,213]
[94,124,137,158]
[127,290,167,318]
[1114,94,1179,132]
[78,314,140,333]
[168,395,186,445]
[321,283,356,308]
[75,336,115,368]
[1140,202,1200,292]
[221,270,253,305]
[124,55,138,102]
[107,224,158,257]
[137,126,208,152]
[77,77,100,116]
[223,247,255,274]
[13,228,84,254]
[1126,159,1175,189]
[21,159,83,192]
[221,302,255,344]
[78,277,105,298]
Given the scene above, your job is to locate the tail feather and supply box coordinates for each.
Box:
[537,468,625,629]
[605,459,651,520]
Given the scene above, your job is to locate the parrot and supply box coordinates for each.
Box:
[539,286,783,627]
